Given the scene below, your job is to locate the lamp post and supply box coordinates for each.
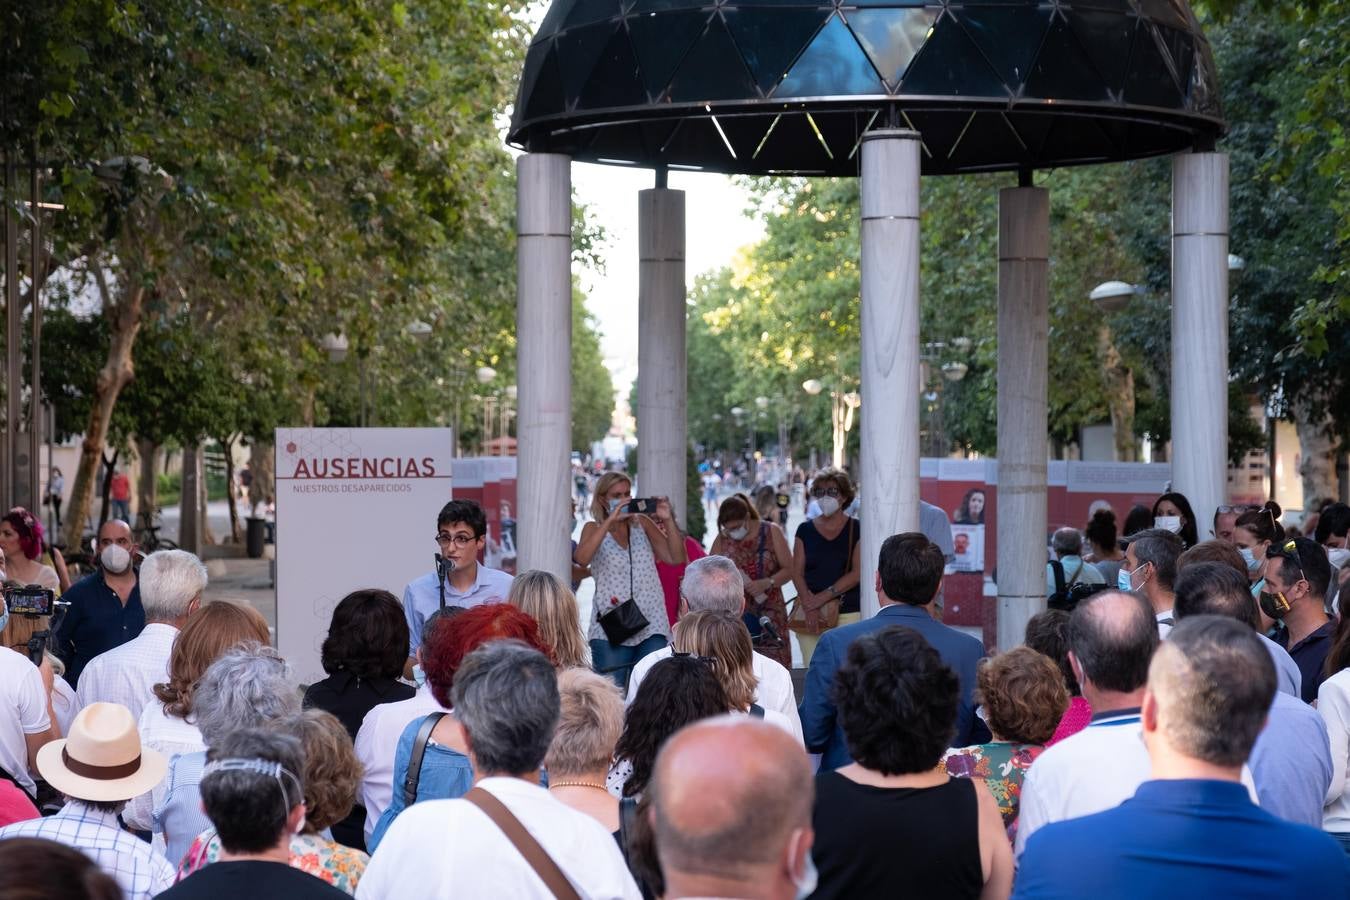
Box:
[919,341,969,457]
[476,366,497,454]
[802,379,858,470]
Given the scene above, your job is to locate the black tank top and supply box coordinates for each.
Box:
[795,517,861,614]
[809,771,982,900]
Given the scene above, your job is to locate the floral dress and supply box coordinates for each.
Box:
[588,525,671,647]
[177,830,368,895]
[942,742,1046,844]
[722,522,791,668]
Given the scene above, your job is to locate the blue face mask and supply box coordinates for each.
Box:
[1239,546,1261,573]
[412,664,427,689]
[607,498,622,514]
[1117,567,1134,592]
[0,603,8,636]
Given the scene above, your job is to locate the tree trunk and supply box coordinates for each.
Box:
[1294,406,1339,513]
[222,434,241,543]
[248,440,275,509]
[63,274,145,546]
[135,438,158,529]
[1098,323,1138,461]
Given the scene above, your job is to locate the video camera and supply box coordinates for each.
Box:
[3,584,67,666]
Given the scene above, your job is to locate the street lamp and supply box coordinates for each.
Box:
[941,361,969,382]
[801,380,857,470]
[320,333,349,362]
[1088,280,1142,313]
[406,320,433,341]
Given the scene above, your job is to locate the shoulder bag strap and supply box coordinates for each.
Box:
[844,518,856,575]
[464,787,582,900]
[755,522,768,580]
[1068,561,1084,586]
[402,712,448,807]
[1050,559,1066,595]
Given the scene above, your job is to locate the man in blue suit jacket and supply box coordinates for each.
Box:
[800,531,988,770]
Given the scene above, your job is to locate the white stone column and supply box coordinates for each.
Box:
[859,129,922,618]
[637,187,688,527]
[1171,152,1229,532]
[516,153,573,581]
[997,186,1050,652]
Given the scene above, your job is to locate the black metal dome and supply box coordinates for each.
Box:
[508,0,1224,176]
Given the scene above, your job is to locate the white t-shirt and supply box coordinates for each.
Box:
[626,645,802,743]
[354,683,447,840]
[0,647,51,794]
[356,776,640,900]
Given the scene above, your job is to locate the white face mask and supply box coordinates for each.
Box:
[725,526,749,541]
[816,497,840,517]
[793,845,819,900]
[1154,516,1182,534]
[1329,548,1350,569]
[100,543,132,574]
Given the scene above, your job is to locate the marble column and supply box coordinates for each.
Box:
[516,153,573,581]
[637,188,688,527]
[1171,152,1230,533]
[996,186,1050,652]
[859,129,922,618]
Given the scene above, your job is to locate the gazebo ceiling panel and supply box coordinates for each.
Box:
[511,0,1224,175]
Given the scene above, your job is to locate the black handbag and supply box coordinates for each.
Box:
[598,536,650,644]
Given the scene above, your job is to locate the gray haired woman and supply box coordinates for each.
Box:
[154,643,300,866]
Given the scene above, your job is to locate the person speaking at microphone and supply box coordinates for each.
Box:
[401,500,513,679]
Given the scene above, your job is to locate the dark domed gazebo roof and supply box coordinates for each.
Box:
[509,0,1223,176]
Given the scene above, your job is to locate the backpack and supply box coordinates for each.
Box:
[1048,559,1109,612]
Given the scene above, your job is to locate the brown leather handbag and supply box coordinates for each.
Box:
[787,518,854,635]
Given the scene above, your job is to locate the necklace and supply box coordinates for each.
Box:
[548,781,608,791]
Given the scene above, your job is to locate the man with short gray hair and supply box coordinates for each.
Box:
[625,556,801,740]
[1046,527,1105,599]
[358,641,640,899]
[1015,616,1349,897]
[77,549,208,720]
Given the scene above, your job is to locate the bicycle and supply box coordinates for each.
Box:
[135,509,179,554]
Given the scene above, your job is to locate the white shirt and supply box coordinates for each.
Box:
[0,646,51,794]
[1014,707,1258,857]
[76,622,177,721]
[51,677,79,737]
[357,776,641,900]
[0,800,174,900]
[355,682,447,839]
[1318,669,1350,833]
[626,645,803,743]
[123,701,204,833]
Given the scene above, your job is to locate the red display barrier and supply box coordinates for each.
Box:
[453,457,518,571]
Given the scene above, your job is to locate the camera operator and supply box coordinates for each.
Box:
[2,585,79,739]
[401,500,513,680]
[54,519,143,688]
[0,591,59,801]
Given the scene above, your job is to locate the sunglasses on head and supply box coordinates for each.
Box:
[1267,539,1306,578]
[668,643,717,665]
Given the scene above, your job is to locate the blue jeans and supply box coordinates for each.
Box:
[590,634,667,692]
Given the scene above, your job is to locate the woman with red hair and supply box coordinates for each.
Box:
[366,603,554,851]
[0,508,59,592]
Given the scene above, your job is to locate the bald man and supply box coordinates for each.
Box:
[55,519,143,687]
[650,718,815,900]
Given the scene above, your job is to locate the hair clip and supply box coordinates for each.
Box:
[203,757,284,779]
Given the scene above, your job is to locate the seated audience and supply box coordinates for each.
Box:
[1174,562,1331,826]
[179,709,369,894]
[544,668,625,836]
[510,569,590,670]
[303,589,414,849]
[0,837,122,900]
[801,532,987,771]
[944,647,1068,843]
[627,555,800,737]
[649,718,814,900]
[1023,610,1091,744]
[157,727,347,899]
[0,702,173,900]
[354,608,459,842]
[76,549,207,721]
[367,602,554,850]
[671,610,799,740]
[155,644,300,868]
[1013,616,1348,897]
[355,641,641,899]
[809,626,1012,899]
[609,656,730,799]
[124,600,271,831]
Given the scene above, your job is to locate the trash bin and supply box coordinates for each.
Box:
[245,517,266,559]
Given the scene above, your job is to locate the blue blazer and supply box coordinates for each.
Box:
[799,603,988,771]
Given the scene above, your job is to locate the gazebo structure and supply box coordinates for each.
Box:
[508,0,1228,648]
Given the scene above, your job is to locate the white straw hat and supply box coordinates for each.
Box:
[36,702,167,802]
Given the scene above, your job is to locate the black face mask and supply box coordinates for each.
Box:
[1258,590,1291,621]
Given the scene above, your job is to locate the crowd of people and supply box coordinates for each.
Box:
[0,482,1349,898]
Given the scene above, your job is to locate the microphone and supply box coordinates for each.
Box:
[758,615,780,643]
[435,553,456,579]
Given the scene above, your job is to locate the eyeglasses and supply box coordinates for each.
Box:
[810,487,841,499]
[669,643,717,665]
[435,533,477,547]
[1215,505,1257,514]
